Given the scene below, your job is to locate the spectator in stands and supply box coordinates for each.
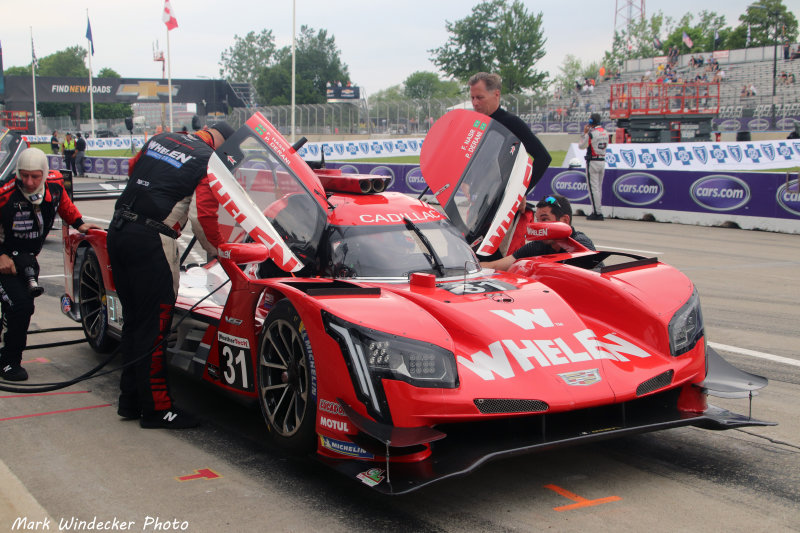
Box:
[741,85,750,97]
[749,83,758,96]
[712,69,725,83]
[668,46,679,66]
[791,73,796,84]
[781,71,789,85]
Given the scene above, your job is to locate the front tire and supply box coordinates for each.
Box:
[257,299,316,453]
[78,250,116,353]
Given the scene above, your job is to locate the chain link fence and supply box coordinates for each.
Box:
[229,93,552,138]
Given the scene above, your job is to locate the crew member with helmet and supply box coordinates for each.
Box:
[108,122,234,429]
[0,148,100,381]
[579,113,609,220]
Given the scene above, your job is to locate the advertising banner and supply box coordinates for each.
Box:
[565,139,800,172]
[533,166,800,233]
[296,138,425,161]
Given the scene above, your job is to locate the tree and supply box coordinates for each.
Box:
[733,0,798,48]
[38,46,89,77]
[430,0,547,93]
[91,68,131,120]
[659,12,729,54]
[218,29,276,87]
[255,26,350,106]
[403,71,462,99]
[603,11,674,69]
[553,55,601,95]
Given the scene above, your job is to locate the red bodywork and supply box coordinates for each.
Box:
[60,111,770,494]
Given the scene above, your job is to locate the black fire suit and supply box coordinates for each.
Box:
[108,131,223,415]
[0,175,85,370]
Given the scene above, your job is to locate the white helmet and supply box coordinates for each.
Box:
[15,147,49,205]
[568,157,583,168]
[16,147,49,177]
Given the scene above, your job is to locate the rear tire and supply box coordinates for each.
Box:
[256,300,316,454]
[78,250,116,353]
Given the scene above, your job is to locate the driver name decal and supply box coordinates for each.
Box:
[460,120,487,160]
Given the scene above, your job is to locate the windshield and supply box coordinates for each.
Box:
[323,219,480,279]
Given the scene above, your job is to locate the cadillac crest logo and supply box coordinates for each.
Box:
[558,369,601,386]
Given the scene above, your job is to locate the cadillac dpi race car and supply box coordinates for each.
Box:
[61,111,772,494]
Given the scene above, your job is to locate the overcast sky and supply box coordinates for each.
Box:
[2,0,766,96]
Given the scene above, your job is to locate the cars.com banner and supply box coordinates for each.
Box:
[565,140,800,172]
[534,166,799,234]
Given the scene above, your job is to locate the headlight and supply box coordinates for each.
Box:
[324,311,458,418]
[668,287,704,356]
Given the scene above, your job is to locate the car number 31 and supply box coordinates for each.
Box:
[218,332,252,390]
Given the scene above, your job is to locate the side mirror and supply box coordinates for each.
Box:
[217,243,269,265]
[526,221,573,241]
[191,115,202,130]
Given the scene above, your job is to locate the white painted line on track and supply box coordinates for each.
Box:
[709,342,800,368]
[597,245,663,255]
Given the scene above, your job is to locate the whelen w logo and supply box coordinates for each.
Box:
[690,175,751,212]
[612,172,664,206]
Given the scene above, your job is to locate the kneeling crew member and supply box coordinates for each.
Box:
[0,148,100,381]
[108,123,233,429]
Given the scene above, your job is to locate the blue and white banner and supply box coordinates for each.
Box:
[25,134,146,151]
[565,140,800,172]
[296,138,425,161]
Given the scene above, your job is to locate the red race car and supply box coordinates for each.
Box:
[61,111,772,494]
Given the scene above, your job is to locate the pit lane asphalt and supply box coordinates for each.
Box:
[1,192,799,532]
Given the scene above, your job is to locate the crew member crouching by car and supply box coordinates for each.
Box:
[0,148,100,381]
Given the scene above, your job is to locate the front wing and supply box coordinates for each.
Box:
[318,347,773,495]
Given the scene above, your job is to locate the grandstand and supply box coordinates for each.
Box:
[541,44,800,134]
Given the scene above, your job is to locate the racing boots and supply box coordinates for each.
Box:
[140,407,199,429]
[0,363,28,381]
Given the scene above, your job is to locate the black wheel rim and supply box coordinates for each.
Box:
[259,318,309,437]
[79,257,106,344]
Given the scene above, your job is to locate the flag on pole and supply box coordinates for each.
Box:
[86,17,95,55]
[163,0,178,31]
[653,36,663,50]
[682,31,693,49]
[746,25,751,47]
[30,35,38,68]
[714,28,721,48]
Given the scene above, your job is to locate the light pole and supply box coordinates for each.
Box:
[752,4,780,130]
